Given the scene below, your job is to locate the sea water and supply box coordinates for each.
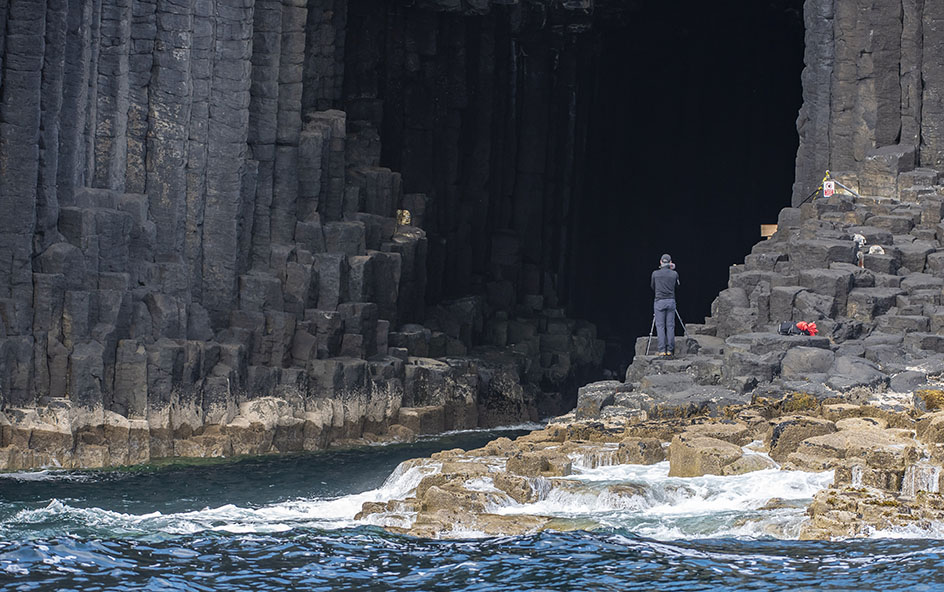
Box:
[2,427,944,591]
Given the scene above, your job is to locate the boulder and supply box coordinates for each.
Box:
[667,434,745,477]
[846,287,906,320]
[826,356,888,391]
[780,346,835,377]
[398,406,445,435]
[766,415,836,462]
[681,421,753,446]
[505,450,572,477]
[575,380,622,420]
[617,437,666,465]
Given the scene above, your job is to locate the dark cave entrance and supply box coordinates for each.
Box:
[569,1,805,370]
[343,0,805,375]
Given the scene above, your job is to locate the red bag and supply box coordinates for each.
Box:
[795,321,818,336]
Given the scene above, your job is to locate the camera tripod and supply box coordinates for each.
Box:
[645,309,688,356]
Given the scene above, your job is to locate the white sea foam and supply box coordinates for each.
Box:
[417,423,544,440]
[7,444,944,541]
[0,470,94,482]
[1,458,441,537]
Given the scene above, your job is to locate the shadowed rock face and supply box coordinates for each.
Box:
[0,0,617,469]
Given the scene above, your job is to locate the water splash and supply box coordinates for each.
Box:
[901,463,941,498]
[851,464,864,488]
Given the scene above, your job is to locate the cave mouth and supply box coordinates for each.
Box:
[567,1,805,371]
[343,0,805,375]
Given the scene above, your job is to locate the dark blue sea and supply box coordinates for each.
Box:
[2,427,944,591]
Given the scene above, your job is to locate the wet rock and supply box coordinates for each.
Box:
[682,421,753,446]
[667,433,745,477]
[780,347,835,378]
[617,437,665,465]
[505,450,572,478]
[766,416,836,463]
[826,356,888,391]
[575,380,626,420]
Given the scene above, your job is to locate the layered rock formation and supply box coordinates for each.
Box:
[0,0,606,469]
[599,149,944,416]
[794,0,944,204]
[355,393,944,539]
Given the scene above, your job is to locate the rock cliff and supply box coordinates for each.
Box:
[794,0,944,204]
[0,0,610,469]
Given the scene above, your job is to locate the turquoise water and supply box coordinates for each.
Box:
[2,429,944,591]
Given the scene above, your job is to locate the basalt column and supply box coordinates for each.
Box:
[794,0,944,201]
[343,1,596,324]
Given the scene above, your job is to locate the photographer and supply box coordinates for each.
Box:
[650,254,679,356]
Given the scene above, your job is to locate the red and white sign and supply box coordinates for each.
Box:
[823,180,835,197]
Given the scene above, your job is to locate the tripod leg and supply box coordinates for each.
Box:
[645,315,655,355]
[675,309,688,336]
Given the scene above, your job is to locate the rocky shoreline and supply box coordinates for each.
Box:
[355,155,944,540]
[355,389,944,540]
[0,338,601,470]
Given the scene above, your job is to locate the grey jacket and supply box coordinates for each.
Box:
[651,266,679,300]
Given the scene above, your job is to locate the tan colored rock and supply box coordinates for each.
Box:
[623,418,695,442]
[477,437,515,457]
[617,437,665,465]
[475,514,555,536]
[174,433,234,458]
[73,443,107,468]
[916,412,944,443]
[127,419,151,465]
[492,472,536,504]
[758,497,804,510]
[800,487,944,540]
[416,474,453,499]
[103,411,131,466]
[821,403,866,422]
[784,452,837,472]
[385,424,416,443]
[439,461,491,477]
[148,427,174,459]
[224,417,271,456]
[766,415,836,462]
[0,447,16,470]
[515,425,567,444]
[0,412,11,447]
[795,428,919,468]
[398,406,445,435]
[822,403,914,429]
[668,434,744,477]
[505,450,572,477]
[431,448,466,460]
[421,485,506,514]
[301,414,325,451]
[724,453,777,475]
[556,442,621,469]
[272,417,306,452]
[683,421,753,446]
[832,461,906,491]
[835,417,888,430]
[564,421,626,443]
[355,501,388,520]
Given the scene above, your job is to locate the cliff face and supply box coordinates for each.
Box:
[794,0,944,203]
[0,0,606,468]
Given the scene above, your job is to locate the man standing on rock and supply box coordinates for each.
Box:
[651,254,679,356]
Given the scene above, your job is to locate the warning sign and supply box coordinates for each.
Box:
[823,180,835,197]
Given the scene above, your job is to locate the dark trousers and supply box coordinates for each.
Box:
[654,298,676,353]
